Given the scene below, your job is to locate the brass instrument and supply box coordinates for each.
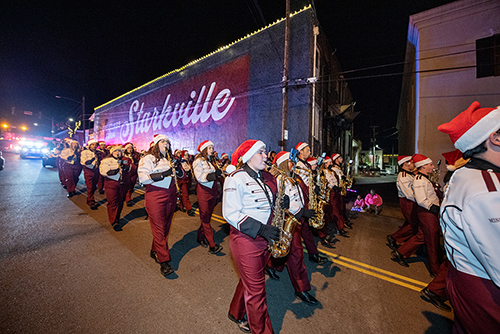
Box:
[429,159,442,185]
[269,166,299,258]
[336,163,353,196]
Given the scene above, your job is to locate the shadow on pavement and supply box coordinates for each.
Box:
[423,310,454,334]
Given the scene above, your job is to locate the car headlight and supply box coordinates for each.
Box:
[42,149,49,154]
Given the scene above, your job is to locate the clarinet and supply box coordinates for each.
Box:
[165,149,181,196]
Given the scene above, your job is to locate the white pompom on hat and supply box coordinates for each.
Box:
[438,101,500,153]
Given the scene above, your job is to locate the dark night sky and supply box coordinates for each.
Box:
[0,0,454,149]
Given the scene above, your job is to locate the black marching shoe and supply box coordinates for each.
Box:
[160,262,175,277]
[295,291,318,305]
[228,312,251,333]
[112,221,123,231]
[90,203,98,210]
[320,237,336,248]
[345,221,353,229]
[209,244,223,254]
[337,229,349,237]
[150,250,159,263]
[386,235,399,251]
[67,191,76,198]
[126,201,133,207]
[391,250,409,267]
[187,208,196,216]
[198,239,209,248]
[309,254,328,265]
[264,267,280,280]
[420,287,452,312]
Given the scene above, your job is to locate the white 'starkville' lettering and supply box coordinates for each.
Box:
[120,82,235,142]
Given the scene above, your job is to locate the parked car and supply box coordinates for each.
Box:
[0,151,5,171]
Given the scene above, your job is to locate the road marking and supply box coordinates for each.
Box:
[81,185,428,291]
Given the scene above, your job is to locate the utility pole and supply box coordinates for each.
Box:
[280,0,290,151]
[82,96,86,142]
[371,125,378,168]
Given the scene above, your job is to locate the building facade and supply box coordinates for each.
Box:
[398,0,500,162]
[93,6,354,158]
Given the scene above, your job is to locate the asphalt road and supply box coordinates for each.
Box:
[0,153,454,333]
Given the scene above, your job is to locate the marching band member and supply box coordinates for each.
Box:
[193,140,223,254]
[80,139,103,209]
[60,140,82,198]
[387,156,418,251]
[99,145,132,231]
[137,134,177,277]
[316,156,337,247]
[223,139,278,334]
[97,141,108,194]
[177,150,195,216]
[330,153,349,235]
[123,142,140,207]
[293,142,328,264]
[438,102,500,332]
[219,152,230,171]
[391,154,443,276]
[268,151,318,305]
[54,140,68,188]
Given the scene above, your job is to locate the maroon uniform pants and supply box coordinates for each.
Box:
[178,179,192,211]
[392,197,419,244]
[57,157,65,185]
[83,166,100,205]
[145,184,176,263]
[329,191,345,231]
[63,162,82,193]
[196,183,217,247]
[447,266,500,334]
[104,178,126,225]
[427,259,449,299]
[229,227,274,334]
[398,206,442,275]
[125,170,138,203]
[97,174,104,191]
[268,223,311,293]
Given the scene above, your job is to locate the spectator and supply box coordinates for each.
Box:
[364,189,383,214]
[351,194,365,212]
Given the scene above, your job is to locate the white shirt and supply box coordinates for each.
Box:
[60,148,78,164]
[441,165,500,286]
[137,154,173,189]
[223,169,274,232]
[277,174,304,216]
[324,168,337,189]
[397,170,415,201]
[81,149,98,169]
[99,157,121,181]
[412,174,440,210]
[193,157,216,188]
[295,160,311,187]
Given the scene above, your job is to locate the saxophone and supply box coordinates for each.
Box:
[309,167,329,229]
[269,166,299,258]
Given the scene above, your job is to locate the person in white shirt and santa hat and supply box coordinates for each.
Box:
[80,139,103,209]
[438,101,500,333]
[137,134,177,277]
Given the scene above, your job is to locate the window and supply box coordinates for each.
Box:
[476,34,500,78]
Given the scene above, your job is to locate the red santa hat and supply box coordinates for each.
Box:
[397,155,411,166]
[181,150,188,157]
[124,142,133,150]
[197,140,214,152]
[442,149,469,171]
[98,140,106,145]
[231,139,266,165]
[324,156,332,163]
[307,157,318,166]
[87,139,98,146]
[220,152,228,159]
[273,151,290,166]
[110,145,124,154]
[438,101,500,153]
[149,141,154,148]
[331,153,340,161]
[153,134,169,145]
[295,142,309,151]
[174,149,181,156]
[412,154,432,168]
